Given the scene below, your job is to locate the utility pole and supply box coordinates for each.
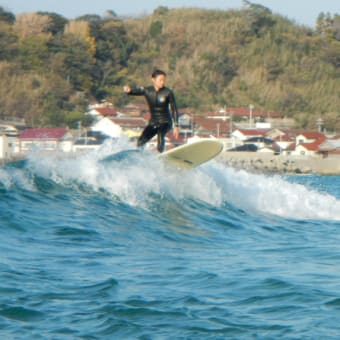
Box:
[249,104,254,128]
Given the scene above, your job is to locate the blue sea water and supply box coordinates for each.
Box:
[1,141,340,339]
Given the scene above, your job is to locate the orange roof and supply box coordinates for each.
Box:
[299,140,324,151]
[194,117,232,135]
[298,131,326,142]
[236,128,268,136]
[94,108,117,116]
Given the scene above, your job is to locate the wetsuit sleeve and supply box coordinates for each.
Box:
[128,87,146,96]
[169,90,179,127]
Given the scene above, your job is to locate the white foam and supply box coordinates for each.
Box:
[0,166,35,191]
[203,162,340,221]
[5,138,340,221]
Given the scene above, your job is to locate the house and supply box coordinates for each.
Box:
[121,103,148,116]
[292,131,326,157]
[0,124,19,137]
[19,128,73,153]
[208,107,282,121]
[90,117,122,138]
[194,117,233,138]
[269,130,296,154]
[244,136,274,151]
[295,131,326,145]
[178,113,192,127]
[232,128,268,141]
[0,134,18,160]
[110,117,147,138]
[86,107,117,121]
[295,141,323,157]
[318,138,340,158]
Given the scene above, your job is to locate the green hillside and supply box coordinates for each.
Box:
[0,2,339,130]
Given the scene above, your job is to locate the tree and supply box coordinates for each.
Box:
[334,15,340,41]
[0,22,18,60]
[153,6,169,16]
[103,10,118,20]
[91,19,136,99]
[14,13,52,39]
[64,20,96,56]
[0,6,15,23]
[17,34,51,70]
[150,21,163,38]
[50,33,95,91]
[37,12,68,36]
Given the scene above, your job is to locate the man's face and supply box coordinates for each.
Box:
[152,74,165,90]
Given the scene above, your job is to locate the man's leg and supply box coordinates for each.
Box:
[137,125,157,148]
[157,123,172,153]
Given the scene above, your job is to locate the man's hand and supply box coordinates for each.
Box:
[123,85,131,93]
[173,126,179,139]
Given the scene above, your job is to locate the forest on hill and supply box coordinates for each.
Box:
[0,2,339,130]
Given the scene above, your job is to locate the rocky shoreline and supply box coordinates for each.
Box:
[218,152,340,175]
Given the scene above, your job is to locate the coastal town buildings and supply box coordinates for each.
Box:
[18,128,73,154]
[0,134,17,160]
[0,104,339,171]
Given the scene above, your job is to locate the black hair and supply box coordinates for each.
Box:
[151,69,166,78]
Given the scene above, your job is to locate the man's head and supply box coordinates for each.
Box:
[151,69,166,90]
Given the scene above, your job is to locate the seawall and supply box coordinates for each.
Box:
[218,152,340,175]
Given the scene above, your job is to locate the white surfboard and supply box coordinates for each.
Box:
[160,139,223,169]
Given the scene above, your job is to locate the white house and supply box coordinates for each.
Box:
[0,134,18,160]
[0,124,18,136]
[295,131,326,145]
[231,128,268,141]
[19,128,73,153]
[318,138,340,158]
[294,142,321,157]
[86,107,117,122]
[90,117,122,138]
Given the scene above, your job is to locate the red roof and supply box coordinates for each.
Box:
[273,135,295,142]
[194,117,232,136]
[286,142,296,151]
[20,128,68,139]
[235,128,268,136]
[299,141,323,151]
[110,117,147,129]
[221,107,282,119]
[94,108,117,116]
[298,131,326,142]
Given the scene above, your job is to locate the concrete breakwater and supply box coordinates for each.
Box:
[218,152,340,175]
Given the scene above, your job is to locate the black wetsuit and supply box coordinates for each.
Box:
[128,86,179,152]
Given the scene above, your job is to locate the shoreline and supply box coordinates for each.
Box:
[218,152,340,175]
[2,152,340,176]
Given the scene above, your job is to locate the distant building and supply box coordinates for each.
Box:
[110,117,147,138]
[318,138,340,158]
[19,128,73,153]
[0,124,19,137]
[90,117,122,138]
[291,131,326,157]
[194,117,233,138]
[294,141,322,157]
[295,131,326,145]
[232,128,268,141]
[0,134,18,160]
[86,107,118,121]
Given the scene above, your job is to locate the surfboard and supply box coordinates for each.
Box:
[160,139,223,169]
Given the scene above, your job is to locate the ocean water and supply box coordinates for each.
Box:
[1,140,340,339]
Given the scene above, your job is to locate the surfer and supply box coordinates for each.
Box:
[123,69,179,153]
